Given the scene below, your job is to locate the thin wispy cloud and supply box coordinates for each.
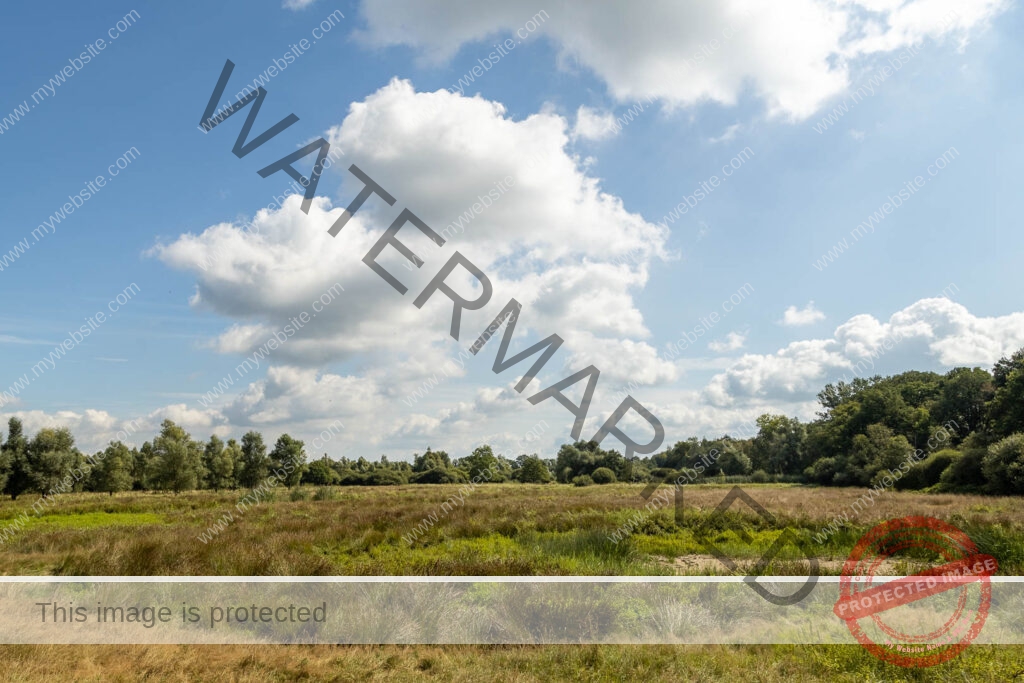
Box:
[708,123,741,144]
[0,334,56,345]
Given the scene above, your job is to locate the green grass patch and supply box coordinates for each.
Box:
[29,511,164,530]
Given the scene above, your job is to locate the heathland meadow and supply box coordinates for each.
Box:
[0,483,1023,680]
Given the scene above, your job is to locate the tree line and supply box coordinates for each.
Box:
[0,417,557,499]
[1,348,1022,499]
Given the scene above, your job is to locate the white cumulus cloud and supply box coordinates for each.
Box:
[705,297,1024,406]
[783,301,827,326]
[356,0,1008,119]
[572,105,619,141]
[708,331,747,352]
[152,78,672,388]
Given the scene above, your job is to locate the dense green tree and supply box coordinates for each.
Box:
[751,415,806,474]
[896,449,959,491]
[512,455,553,483]
[869,435,914,486]
[458,445,506,482]
[132,442,153,490]
[939,433,989,492]
[150,420,205,493]
[988,350,1024,438]
[90,441,134,495]
[805,456,839,485]
[655,438,698,471]
[409,462,467,484]
[237,431,269,488]
[982,433,1024,495]
[412,448,452,472]
[554,441,627,482]
[303,456,339,485]
[2,418,30,499]
[203,435,235,491]
[935,367,992,437]
[270,434,306,487]
[838,424,913,487]
[27,427,85,494]
[223,439,243,489]
[0,426,9,494]
[591,467,616,484]
[409,448,464,483]
[363,467,407,485]
[716,445,752,476]
[816,377,877,414]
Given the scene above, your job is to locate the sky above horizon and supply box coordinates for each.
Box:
[1,0,1023,460]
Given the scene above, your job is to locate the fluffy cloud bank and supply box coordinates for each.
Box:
[7,297,1024,455]
[356,0,1008,119]
[705,297,1024,406]
[152,78,675,386]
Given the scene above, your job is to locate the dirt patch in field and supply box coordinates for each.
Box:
[659,554,920,576]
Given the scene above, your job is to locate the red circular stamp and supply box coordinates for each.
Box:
[833,516,997,668]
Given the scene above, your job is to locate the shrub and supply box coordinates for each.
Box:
[804,457,837,485]
[591,467,617,484]
[514,456,554,484]
[750,469,770,483]
[336,470,368,486]
[303,459,339,486]
[364,469,407,486]
[572,475,594,487]
[458,445,508,482]
[313,486,338,501]
[983,433,1024,494]
[649,467,677,480]
[940,435,989,492]
[409,467,468,484]
[897,450,959,491]
[717,449,752,476]
[289,487,310,502]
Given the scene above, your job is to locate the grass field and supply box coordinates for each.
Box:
[0,483,1021,680]
[0,644,1021,682]
[1,483,1023,576]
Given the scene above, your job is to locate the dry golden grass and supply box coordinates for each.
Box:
[0,484,1020,576]
[0,644,1021,682]
[0,486,1021,679]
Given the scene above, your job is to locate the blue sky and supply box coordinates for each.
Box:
[1,0,1023,459]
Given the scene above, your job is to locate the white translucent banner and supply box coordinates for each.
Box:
[0,576,1021,646]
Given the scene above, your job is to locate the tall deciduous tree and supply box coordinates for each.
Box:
[132,442,153,490]
[935,367,992,437]
[751,414,807,475]
[458,445,506,482]
[513,454,553,483]
[304,456,340,485]
[237,431,269,488]
[91,441,134,495]
[224,439,243,489]
[988,350,1024,439]
[203,435,235,491]
[150,420,204,493]
[983,433,1024,495]
[269,434,306,487]
[27,427,85,494]
[1,417,29,498]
